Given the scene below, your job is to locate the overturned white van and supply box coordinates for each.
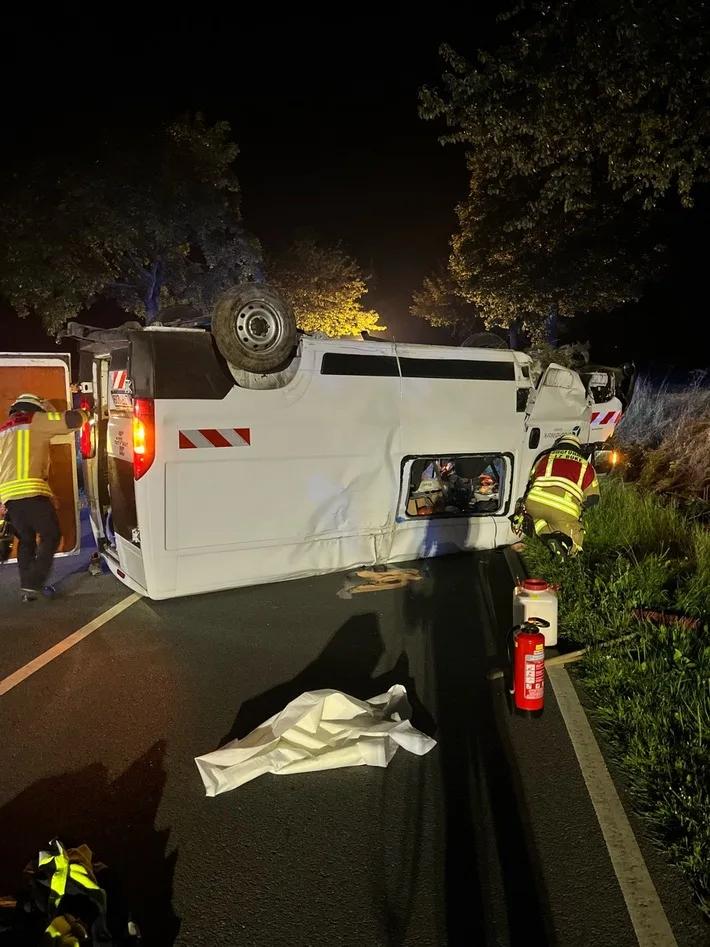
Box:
[66,284,623,600]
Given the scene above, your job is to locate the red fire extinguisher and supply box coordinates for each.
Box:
[509,617,550,717]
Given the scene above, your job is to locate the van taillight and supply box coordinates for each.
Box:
[80,396,95,459]
[133,398,155,480]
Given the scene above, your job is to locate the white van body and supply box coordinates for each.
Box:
[78,328,615,600]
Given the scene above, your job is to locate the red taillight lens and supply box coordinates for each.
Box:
[80,395,95,459]
[133,398,155,480]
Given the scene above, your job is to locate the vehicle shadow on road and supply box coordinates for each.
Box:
[221,612,436,746]
[0,741,180,945]
[403,544,557,946]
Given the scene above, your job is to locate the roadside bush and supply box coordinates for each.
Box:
[637,417,710,501]
[616,373,710,450]
[524,479,710,915]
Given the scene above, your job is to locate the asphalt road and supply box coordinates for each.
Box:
[0,530,707,946]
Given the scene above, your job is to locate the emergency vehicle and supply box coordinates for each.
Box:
[2,284,624,600]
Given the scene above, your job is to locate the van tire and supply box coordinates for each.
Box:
[212,284,297,373]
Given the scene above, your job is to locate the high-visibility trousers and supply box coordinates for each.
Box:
[525,495,585,552]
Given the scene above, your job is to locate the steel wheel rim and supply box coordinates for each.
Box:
[234,300,283,352]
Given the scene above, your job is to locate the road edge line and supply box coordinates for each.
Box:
[0,593,141,697]
[547,666,678,947]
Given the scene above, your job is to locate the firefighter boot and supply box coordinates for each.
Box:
[543,532,573,561]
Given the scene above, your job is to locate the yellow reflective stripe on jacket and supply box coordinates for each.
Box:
[576,461,589,488]
[48,846,70,910]
[39,842,104,913]
[16,428,30,479]
[0,478,53,501]
[533,476,585,501]
[527,486,581,519]
[46,412,62,421]
[67,861,101,891]
[527,490,580,519]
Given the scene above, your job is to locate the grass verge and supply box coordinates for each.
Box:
[524,478,710,917]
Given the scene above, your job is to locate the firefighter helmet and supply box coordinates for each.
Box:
[9,392,45,414]
[554,433,581,450]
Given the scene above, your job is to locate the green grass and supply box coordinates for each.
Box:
[525,478,710,916]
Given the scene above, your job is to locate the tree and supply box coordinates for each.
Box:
[447,173,660,335]
[0,114,261,333]
[413,183,659,342]
[410,268,480,338]
[268,234,385,338]
[418,0,705,333]
[421,0,710,221]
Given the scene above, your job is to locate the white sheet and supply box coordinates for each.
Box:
[195,685,436,796]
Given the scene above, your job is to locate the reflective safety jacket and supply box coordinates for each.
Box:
[0,409,87,504]
[0,837,142,946]
[526,448,600,521]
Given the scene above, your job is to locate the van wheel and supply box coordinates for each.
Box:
[212,284,297,373]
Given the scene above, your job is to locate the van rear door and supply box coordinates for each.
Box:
[0,353,81,557]
[80,353,111,547]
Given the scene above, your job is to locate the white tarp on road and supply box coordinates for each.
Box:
[195,685,437,797]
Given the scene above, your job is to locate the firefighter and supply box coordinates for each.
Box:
[524,433,600,558]
[0,393,88,601]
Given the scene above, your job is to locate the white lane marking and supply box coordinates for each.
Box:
[548,667,677,947]
[0,593,140,697]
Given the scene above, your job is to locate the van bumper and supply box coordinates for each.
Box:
[102,551,149,598]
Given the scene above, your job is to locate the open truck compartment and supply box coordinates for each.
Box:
[0,353,81,561]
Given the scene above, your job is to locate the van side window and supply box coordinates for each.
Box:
[406,454,507,518]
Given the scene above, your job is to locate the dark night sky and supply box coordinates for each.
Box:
[2,8,708,373]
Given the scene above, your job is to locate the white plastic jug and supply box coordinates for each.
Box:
[513,578,558,647]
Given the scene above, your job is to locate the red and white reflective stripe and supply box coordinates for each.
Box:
[111,370,128,390]
[591,410,621,426]
[178,428,251,449]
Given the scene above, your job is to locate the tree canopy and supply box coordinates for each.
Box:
[418,0,707,333]
[410,269,481,338]
[422,0,710,219]
[268,234,384,338]
[447,175,660,333]
[0,114,261,333]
